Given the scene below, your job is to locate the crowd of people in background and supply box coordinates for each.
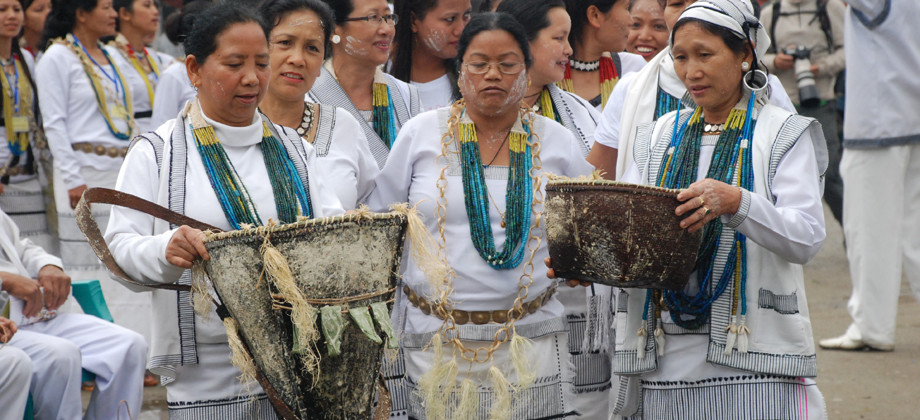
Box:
[0,0,916,418]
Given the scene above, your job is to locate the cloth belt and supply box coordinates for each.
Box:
[71,142,129,158]
[403,284,557,325]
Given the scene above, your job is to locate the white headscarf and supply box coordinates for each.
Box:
[670,0,771,62]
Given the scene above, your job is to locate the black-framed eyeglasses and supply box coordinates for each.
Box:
[344,13,399,26]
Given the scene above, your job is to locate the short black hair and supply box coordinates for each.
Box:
[565,0,623,55]
[184,3,271,64]
[496,0,566,42]
[457,12,533,69]
[164,0,214,45]
[261,0,336,58]
[41,0,99,50]
[320,0,354,25]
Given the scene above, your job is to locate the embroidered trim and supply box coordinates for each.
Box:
[757,288,800,314]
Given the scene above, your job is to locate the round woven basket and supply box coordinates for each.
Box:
[545,179,701,290]
[201,212,408,420]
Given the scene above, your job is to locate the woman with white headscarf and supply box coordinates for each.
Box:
[608,0,829,417]
[588,0,795,181]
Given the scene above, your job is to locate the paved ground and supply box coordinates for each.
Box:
[86,207,918,419]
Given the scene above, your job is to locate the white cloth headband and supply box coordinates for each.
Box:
[672,0,771,60]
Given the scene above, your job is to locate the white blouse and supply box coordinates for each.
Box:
[105,106,345,290]
[150,63,195,131]
[105,43,177,133]
[411,73,454,112]
[366,108,595,334]
[35,43,137,190]
[302,103,379,208]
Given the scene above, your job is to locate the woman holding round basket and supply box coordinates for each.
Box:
[104,4,343,418]
[605,0,829,417]
[368,12,593,419]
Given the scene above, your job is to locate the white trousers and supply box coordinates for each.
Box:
[9,312,147,420]
[0,345,32,418]
[840,145,920,347]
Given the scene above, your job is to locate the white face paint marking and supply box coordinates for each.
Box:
[504,71,528,109]
[343,35,369,56]
[287,18,317,28]
[422,29,447,53]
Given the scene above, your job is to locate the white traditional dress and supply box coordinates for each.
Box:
[367,107,594,419]
[534,82,609,419]
[297,102,378,208]
[35,38,146,341]
[411,73,455,112]
[104,101,344,418]
[0,207,147,420]
[150,62,195,131]
[308,60,420,169]
[611,98,829,419]
[105,35,177,133]
[0,51,55,254]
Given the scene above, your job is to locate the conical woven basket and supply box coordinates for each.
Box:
[545,179,701,290]
[201,212,408,419]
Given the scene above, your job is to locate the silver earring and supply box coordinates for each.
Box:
[741,62,750,71]
[331,34,341,44]
[742,69,768,93]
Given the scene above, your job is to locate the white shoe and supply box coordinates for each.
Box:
[818,334,894,351]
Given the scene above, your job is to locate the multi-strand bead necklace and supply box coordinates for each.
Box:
[189,103,313,229]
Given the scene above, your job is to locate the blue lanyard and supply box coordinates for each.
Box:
[72,36,122,98]
[0,55,19,114]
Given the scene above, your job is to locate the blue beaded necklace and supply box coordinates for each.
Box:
[189,104,313,230]
[654,87,681,120]
[649,94,756,331]
[457,110,535,270]
[371,81,397,148]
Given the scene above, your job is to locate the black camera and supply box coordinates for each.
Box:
[783,45,820,107]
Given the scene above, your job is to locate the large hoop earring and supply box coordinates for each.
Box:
[742,69,768,93]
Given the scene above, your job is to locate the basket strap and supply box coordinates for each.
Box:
[75,187,223,292]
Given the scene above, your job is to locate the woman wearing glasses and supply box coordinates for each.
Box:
[368,12,592,419]
[311,0,420,170]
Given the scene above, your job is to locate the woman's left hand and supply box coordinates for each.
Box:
[544,257,591,287]
[675,179,742,233]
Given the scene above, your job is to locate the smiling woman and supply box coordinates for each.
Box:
[103,4,344,418]
[366,12,593,419]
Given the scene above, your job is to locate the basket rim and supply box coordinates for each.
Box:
[202,211,408,244]
[546,179,683,198]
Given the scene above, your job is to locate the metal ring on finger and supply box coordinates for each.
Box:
[702,206,711,216]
